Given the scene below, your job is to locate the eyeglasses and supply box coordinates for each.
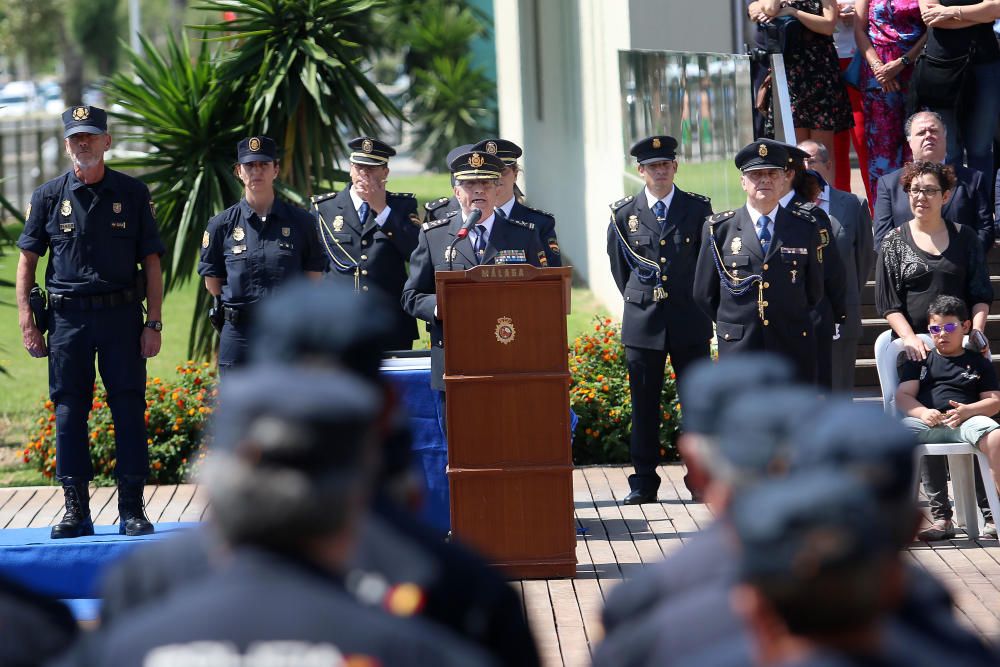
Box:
[907,187,942,197]
[928,322,961,335]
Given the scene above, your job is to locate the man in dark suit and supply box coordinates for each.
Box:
[607,135,713,504]
[312,136,420,350]
[693,141,824,383]
[402,149,546,402]
[873,111,994,254]
[471,139,561,267]
[800,139,874,393]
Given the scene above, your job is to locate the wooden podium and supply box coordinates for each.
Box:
[436,265,576,579]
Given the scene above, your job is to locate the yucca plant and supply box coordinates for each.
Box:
[104,32,246,360]
[409,55,497,169]
[191,0,403,198]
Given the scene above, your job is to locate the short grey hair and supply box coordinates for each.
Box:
[798,140,830,164]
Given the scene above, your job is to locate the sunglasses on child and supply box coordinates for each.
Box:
[928,323,961,335]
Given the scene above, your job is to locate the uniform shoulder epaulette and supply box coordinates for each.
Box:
[310,191,338,204]
[793,200,818,212]
[388,191,415,199]
[609,195,634,212]
[709,210,736,224]
[788,206,817,223]
[421,217,450,231]
[424,197,449,212]
[519,203,554,219]
[683,190,711,204]
[506,217,535,230]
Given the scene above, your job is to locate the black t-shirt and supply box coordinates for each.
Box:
[925,0,1000,65]
[898,349,999,412]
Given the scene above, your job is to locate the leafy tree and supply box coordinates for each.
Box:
[105,33,246,358]
[67,0,125,77]
[191,0,402,198]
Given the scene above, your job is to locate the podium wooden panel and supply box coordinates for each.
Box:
[436,265,575,579]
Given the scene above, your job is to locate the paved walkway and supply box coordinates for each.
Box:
[1,464,998,666]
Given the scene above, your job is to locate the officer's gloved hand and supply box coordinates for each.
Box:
[209,295,224,332]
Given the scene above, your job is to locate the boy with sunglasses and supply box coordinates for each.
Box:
[896,294,1000,540]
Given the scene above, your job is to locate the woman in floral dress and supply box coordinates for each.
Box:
[855,0,928,197]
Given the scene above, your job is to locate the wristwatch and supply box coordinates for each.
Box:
[901,55,912,66]
[144,320,163,332]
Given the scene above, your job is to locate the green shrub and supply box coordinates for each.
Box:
[570,317,681,465]
[23,361,216,485]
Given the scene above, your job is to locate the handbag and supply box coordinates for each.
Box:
[842,50,864,89]
[759,16,804,55]
[909,47,975,111]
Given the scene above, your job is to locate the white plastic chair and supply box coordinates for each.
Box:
[873,329,1000,539]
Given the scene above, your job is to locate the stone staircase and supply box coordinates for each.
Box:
[854,245,1000,393]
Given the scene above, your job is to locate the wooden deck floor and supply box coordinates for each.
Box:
[1,464,998,666]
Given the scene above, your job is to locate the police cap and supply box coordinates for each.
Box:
[249,279,395,380]
[679,354,795,435]
[348,136,396,166]
[731,470,888,582]
[449,150,504,181]
[211,364,381,473]
[471,138,522,166]
[791,401,917,503]
[630,135,678,164]
[735,140,789,172]
[237,136,278,164]
[62,106,107,138]
[715,387,820,483]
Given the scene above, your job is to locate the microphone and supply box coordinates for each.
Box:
[455,207,483,240]
[447,208,483,270]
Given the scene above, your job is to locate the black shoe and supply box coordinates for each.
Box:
[51,480,94,539]
[682,473,704,503]
[623,489,658,505]
[118,477,154,536]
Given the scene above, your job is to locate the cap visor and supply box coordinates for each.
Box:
[64,125,106,138]
[238,154,275,164]
[638,156,676,165]
[741,163,780,172]
[350,156,387,166]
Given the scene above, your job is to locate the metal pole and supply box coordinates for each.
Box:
[129,0,142,55]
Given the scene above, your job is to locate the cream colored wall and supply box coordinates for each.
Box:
[494,0,737,315]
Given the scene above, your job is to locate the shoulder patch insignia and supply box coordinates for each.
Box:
[311,191,338,204]
[202,231,210,249]
[421,217,450,231]
[424,197,450,212]
[709,210,736,224]
[609,195,635,212]
[794,200,818,211]
[24,202,31,220]
[685,191,711,203]
[507,217,535,230]
[789,207,816,223]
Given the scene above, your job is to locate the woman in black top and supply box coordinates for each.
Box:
[918,0,1000,178]
[876,160,992,361]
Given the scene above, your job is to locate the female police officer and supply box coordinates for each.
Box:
[198,136,324,371]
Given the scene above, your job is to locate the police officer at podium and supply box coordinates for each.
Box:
[693,141,824,383]
[312,136,421,350]
[607,135,714,505]
[401,148,546,431]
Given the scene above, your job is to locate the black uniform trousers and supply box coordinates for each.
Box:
[626,341,709,491]
[218,319,252,372]
[48,303,148,480]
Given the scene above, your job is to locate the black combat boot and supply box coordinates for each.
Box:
[117,476,154,536]
[50,479,94,539]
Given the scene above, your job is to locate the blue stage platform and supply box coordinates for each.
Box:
[0,358,447,619]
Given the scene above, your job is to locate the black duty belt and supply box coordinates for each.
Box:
[49,289,139,311]
[223,306,249,325]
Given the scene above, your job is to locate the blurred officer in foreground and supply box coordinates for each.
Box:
[607,135,714,505]
[198,136,324,371]
[728,471,901,667]
[693,141,824,383]
[402,149,546,411]
[422,144,470,223]
[600,354,795,635]
[99,280,539,667]
[65,366,494,667]
[312,136,421,350]
[471,138,561,267]
[0,573,77,665]
[594,382,819,667]
[16,106,163,539]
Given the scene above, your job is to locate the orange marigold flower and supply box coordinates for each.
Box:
[153,461,163,470]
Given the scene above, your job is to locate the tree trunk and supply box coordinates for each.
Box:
[61,22,84,106]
